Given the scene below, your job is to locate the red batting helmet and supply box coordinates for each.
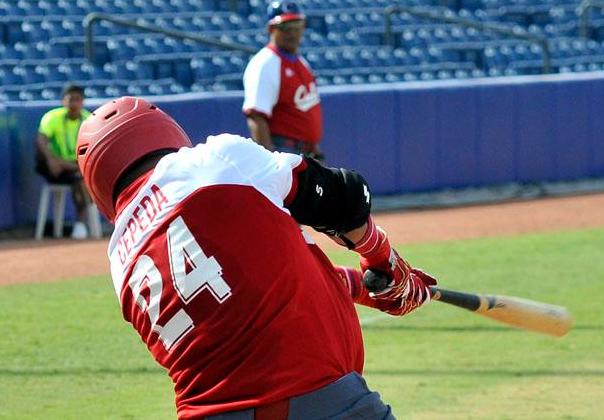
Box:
[76,96,192,222]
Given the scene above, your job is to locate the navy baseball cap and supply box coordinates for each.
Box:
[267,1,305,26]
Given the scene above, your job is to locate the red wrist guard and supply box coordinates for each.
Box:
[354,217,392,273]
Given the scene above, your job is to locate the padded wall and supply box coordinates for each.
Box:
[2,73,604,229]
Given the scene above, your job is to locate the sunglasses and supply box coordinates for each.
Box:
[275,20,306,32]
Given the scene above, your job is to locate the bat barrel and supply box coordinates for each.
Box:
[430,287,572,337]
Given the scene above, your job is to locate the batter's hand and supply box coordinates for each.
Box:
[363,263,437,316]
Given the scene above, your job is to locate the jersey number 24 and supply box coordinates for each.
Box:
[127,216,232,352]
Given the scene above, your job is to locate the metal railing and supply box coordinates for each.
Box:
[384,5,552,73]
[579,0,604,38]
[84,12,256,63]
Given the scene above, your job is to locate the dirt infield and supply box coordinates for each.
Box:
[2,193,603,286]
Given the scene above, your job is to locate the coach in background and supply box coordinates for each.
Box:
[243,0,324,161]
[35,84,92,239]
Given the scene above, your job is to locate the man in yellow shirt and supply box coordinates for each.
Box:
[35,84,93,239]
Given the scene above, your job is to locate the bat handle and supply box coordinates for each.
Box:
[363,270,391,293]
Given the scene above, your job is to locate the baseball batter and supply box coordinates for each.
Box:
[76,97,437,419]
[243,1,324,160]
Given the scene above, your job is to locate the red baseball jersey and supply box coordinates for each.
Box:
[108,135,363,418]
[243,45,323,144]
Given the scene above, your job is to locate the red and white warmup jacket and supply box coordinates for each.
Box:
[108,135,362,418]
[242,45,323,144]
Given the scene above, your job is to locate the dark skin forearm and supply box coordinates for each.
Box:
[246,113,274,151]
[36,134,79,173]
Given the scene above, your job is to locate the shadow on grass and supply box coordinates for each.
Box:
[0,366,162,377]
[3,367,603,379]
[362,324,602,332]
[364,368,604,377]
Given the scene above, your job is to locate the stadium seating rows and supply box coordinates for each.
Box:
[1,0,604,101]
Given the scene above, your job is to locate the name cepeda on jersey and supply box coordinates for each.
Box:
[117,184,168,265]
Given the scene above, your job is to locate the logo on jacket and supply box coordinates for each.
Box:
[294,82,320,112]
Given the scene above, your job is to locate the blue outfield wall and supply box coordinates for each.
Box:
[1,72,604,229]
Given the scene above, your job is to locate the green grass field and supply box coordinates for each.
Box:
[1,228,603,419]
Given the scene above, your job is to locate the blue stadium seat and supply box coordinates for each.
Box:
[0,3,26,16]
[173,61,193,86]
[40,20,67,39]
[409,47,429,65]
[339,49,357,68]
[103,62,135,80]
[18,1,44,16]
[21,21,49,43]
[211,56,236,74]
[419,71,436,81]
[0,67,23,85]
[104,85,127,98]
[190,82,208,93]
[191,58,217,80]
[0,44,21,60]
[84,86,103,99]
[41,87,61,101]
[14,42,45,60]
[322,50,339,69]
[63,20,84,38]
[57,63,88,81]
[3,90,22,101]
[454,69,471,79]
[400,30,420,49]
[56,0,85,15]
[305,52,327,70]
[43,65,68,83]
[46,42,71,59]
[19,90,38,102]
[349,75,367,84]
[315,76,331,86]
[81,62,110,80]
[210,82,228,92]
[126,84,151,96]
[155,61,174,80]
[305,32,326,48]
[229,55,247,73]
[359,48,380,67]
[326,32,346,46]
[121,38,146,56]
[384,72,404,83]
[14,65,45,84]
[130,61,155,80]
[5,20,26,44]
[368,74,384,84]
[375,49,397,67]
[437,70,453,80]
[107,40,136,61]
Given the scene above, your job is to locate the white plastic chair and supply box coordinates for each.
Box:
[34,183,102,240]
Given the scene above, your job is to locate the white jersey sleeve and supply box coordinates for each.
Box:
[200,134,303,205]
[242,48,281,117]
[108,134,304,295]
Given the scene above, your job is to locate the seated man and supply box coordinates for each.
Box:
[35,84,92,239]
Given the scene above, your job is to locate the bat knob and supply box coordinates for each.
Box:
[363,270,390,293]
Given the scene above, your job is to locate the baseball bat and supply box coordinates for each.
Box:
[363,271,572,337]
[429,286,572,337]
